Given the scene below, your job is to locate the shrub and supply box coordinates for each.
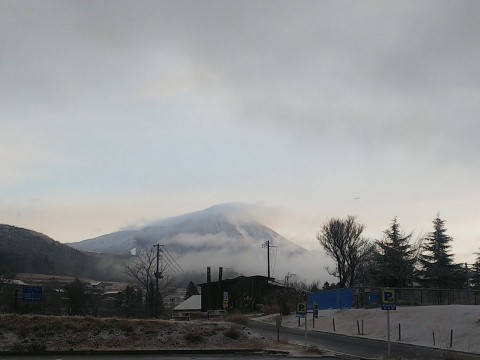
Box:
[184,331,203,343]
[228,314,248,325]
[224,325,241,340]
[8,340,46,353]
[28,341,47,352]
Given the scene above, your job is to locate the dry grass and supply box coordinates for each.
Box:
[227,313,249,325]
[0,314,266,353]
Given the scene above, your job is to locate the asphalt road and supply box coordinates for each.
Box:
[248,319,480,360]
[0,355,337,360]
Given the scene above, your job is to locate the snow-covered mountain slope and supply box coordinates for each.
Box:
[69,204,305,257]
[67,204,315,279]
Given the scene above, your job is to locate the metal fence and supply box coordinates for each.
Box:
[309,287,480,310]
[307,288,353,310]
[358,288,480,307]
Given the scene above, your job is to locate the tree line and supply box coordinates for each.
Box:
[317,214,480,289]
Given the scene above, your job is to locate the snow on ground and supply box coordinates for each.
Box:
[255,305,480,354]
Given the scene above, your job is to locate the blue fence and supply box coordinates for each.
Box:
[365,290,381,307]
[307,288,353,310]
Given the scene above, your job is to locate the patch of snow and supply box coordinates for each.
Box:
[255,305,480,354]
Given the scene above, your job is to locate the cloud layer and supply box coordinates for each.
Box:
[1,1,479,264]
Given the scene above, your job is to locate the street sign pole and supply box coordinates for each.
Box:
[275,315,282,341]
[381,289,396,358]
[387,309,391,357]
[296,302,308,348]
[304,312,307,348]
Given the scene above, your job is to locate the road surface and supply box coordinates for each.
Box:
[248,319,480,359]
[0,355,337,360]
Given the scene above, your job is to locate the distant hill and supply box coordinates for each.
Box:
[68,204,312,279]
[0,225,130,281]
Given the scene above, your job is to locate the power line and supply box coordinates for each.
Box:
[271,246,278,277]
[163,247,184,273]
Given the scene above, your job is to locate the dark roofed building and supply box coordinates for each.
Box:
[198,275,283,313]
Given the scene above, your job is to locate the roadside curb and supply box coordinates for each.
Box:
[0,348,275,357]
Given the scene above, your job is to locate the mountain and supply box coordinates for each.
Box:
[69,204,306,256]
[0,224,130,281]
[68,204,310,279]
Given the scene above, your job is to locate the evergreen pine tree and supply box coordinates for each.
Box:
[372,218,416,287]
[471,251,480,289]
[65,278,86,315]
[185,280,199,299]
[419,215,460,288]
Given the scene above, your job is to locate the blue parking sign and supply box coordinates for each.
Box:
[296,302,307,317]
[381,289,396,310]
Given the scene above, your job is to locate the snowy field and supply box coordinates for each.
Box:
[255,305,480,354]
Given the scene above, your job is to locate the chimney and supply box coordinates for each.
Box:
[206,266,211,311]
[218,267,223,310]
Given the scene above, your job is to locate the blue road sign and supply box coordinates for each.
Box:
[381,289,396,310]
[296,302,307,317]
[22,286,43,302]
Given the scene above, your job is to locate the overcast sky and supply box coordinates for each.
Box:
[1,0,479,264]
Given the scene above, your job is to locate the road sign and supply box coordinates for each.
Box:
[22,286,43,302]
[296,302,307,317]
[381,289,396,310]
[223,291,228,309]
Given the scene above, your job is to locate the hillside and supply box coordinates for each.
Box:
[0,225,129,281]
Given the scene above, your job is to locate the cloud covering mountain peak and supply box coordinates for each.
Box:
[67,203,327,281]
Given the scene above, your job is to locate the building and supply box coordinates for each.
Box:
[172,294,201,320]
[198,275,283,313]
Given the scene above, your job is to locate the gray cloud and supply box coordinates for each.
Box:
[1,1,480,261]
[3,1,479,152]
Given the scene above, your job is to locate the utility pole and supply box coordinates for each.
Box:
[153,244,164,318]
[262,240,278,280]
[285,272,296,288]
[263,241,270,279]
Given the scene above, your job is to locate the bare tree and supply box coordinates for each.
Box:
[316,215,372,288]
[124,247,172,317]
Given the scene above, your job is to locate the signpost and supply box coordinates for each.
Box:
[296,302,308,348]
[275,315,282,341]
[381,289,396,310]
[296,302,307,317]
[223,291,228,310]
[381,289,396,357]
[22,286,43,302]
